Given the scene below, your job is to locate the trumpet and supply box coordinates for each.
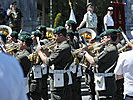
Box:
[28,51,41,65]
[71,41,105,56]
[28,41,56,64]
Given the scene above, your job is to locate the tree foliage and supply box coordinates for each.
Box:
[54,13,63,28]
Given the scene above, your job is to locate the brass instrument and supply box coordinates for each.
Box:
[0,25,12,36]
[5,43,19,55]
[41,41,56,52]
[78,28,97,42]
[118,39,133,53]
[46,27,54,38]
[28,51,41,65]
[71,41,105,56]
[28,41,56,64]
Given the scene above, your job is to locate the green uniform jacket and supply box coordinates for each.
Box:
[46,40,73,70]
[94,43,118,73]
[14,49,32,77]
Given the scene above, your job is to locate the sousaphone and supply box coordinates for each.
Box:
[78,28,97,41]
[0,25,12,36]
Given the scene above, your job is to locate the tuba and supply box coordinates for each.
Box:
[0,25,12,36]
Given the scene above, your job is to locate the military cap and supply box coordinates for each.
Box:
[53,26,67,35]
[108,7,113,11]
[18,35,31,41]
[36,25,46,30]
[100,29,120,37]
[67,30,74,35]
[11,31,18,37]
[18,31,31,36]
[18,35,33,46]
[86,2,93,7]
[32,31,42,38]
[66,20,76,25]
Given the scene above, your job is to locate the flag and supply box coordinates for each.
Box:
[69,8,77,23]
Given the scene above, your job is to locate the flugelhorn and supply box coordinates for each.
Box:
[41,40,56,52]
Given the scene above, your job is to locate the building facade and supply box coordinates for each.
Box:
[0,0,50,32]
[123,0,133,39]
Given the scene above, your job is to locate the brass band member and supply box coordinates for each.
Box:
[7,31,18,45]
[37,26,73,100]
[36,25,47,40]
[84,29,119,99]
[30,30,48,100]
[14,34,33,77]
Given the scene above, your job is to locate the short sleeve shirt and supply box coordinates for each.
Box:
[83,11,97,29]
[114,50,133,96]
[104,14,114,26]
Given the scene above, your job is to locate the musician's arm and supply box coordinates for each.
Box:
[84,51,96,65]
[37,46,47,64]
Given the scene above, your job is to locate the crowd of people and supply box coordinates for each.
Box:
[0,1,133,100]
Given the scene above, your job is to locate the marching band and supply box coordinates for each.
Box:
[0,1,132,100]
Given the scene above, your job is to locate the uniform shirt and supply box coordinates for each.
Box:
[0,52,28,100]
[14,49,32,77]
[94,43,118,73]
[104,14,114,26]
[46,40,73,70]
[80,11,97,29]
[114,50,133,96]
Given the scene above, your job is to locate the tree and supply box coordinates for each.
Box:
[54,13,63,28]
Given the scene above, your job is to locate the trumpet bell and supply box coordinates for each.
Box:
[0,25,12,36]
[78,28,96,40]
[46,27,54,38]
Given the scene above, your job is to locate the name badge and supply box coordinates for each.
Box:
[94,73,106,91]
[32,65,42,79]
[54,71,64,87]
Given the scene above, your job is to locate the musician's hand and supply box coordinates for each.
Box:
[82,43,90,51]
[127,42,133,50]
[76,27,80,31]
[36,46,41,53]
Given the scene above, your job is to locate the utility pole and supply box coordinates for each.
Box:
[50,0,53,28]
